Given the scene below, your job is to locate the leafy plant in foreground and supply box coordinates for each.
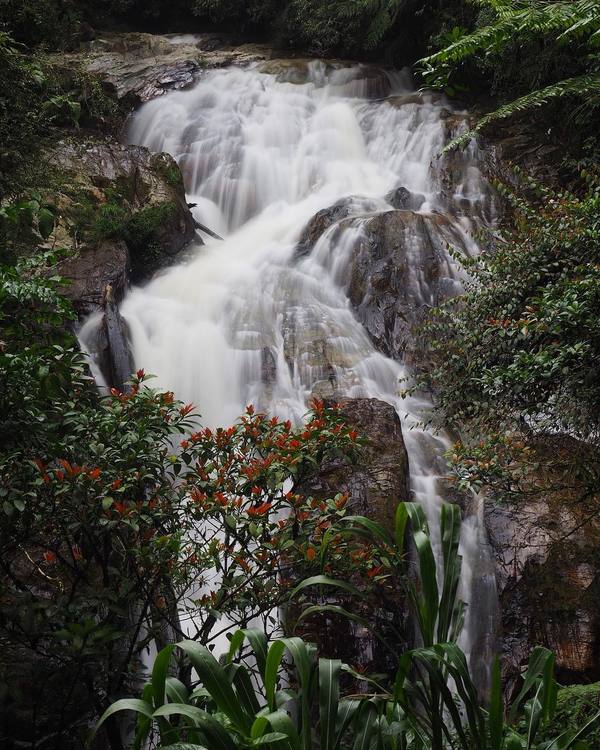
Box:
[96,501,600,748]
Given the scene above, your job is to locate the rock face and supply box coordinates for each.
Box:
[305,398,411,531]
[298,204,469,362]
[343,210,469,361]
[81,32,272,105]
[46,137,195,388]
[485,440,600,688]
[259,58,392,97]
[296,398,411,674]
[53,138,195,309]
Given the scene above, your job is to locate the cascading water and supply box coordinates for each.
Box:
[101,59,498,687]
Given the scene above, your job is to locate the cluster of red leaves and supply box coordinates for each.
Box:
[28,378,386,638]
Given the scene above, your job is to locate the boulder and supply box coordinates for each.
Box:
[56,239,129,316]
[295,195,385,259]
[304,398,410,532]
[295,398,411,675]
[45,138,195,388]
[51,138,195,313]
[384,185,426,211]
[340,209,468,362]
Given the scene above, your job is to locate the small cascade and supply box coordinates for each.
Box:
[103,60,498,686]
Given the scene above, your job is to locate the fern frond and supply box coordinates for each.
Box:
[420,0,600,86]
[444,73,600,152]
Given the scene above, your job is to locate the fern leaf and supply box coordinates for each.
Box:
[443,72,600,152]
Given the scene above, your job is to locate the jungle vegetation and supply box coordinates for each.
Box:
[1,1,599,748]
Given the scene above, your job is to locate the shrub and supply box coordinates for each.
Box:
[423,174,600,501]
[0,258,377,748]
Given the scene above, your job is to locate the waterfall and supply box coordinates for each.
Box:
[109,59,497,685]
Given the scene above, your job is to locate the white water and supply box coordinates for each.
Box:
[96,60,497,683]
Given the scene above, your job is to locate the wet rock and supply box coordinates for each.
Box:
[258,59,391,97]
[302,398,410,534]
[261,346,277,386]
[341,209,468,362]
[80,32,272,105]
[45,138,195,388]
[384,186,426,211]
[102,284,134,392]
[258,58,315,84]
[295,398,411,673]
[50,138,195,308]
[295,195,384,259]
[56,239,129,318]
[297,203,471,362]
[485,442,600,687]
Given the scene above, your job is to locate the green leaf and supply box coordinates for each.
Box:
[165,677,190,704]
[177,640,251,733]
[152,644,176,708]
[253,710,301,750]
[319,658,341,750]
[290,575,364,600]
[37,208,55,239]
[153,704,237,750]
[227,628,268,680]
[91,698,153,742]
[489,657,503,750]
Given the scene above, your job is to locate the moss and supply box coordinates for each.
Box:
[150,154,183,189]
[122,201,178,250]
[92,200,130,239]
[540,683,600,746]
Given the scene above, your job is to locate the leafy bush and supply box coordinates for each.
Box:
[540,683,600,749]
[191,0,279,26]
[423,174,600,501]
[98,502,600,749]
[281,0,404,55]
[0,34,46,200]
[0,0,82,49]
[0,258,383,748]
[419,0,600,148]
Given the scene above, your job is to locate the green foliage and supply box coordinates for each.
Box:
[539,683,600,749]
[0,0,82,49]
[191,0,280,26]
[100,503,600,749]
[425,175,600,465]
[282,0,403,55]
[419,0,600,145]
[0,259,377,747]
[0,33,46,200]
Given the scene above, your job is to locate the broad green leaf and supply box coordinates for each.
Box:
[254,710,301,750]
[177,640,251,733]
[153,704,237,750]
[38,207,55,239]
[342,515,393,546]
[228,628,268,680]
[92,698,153,742]
[290,575,364,600]
[153,644,176,708]
[165,677,190,704]
[335,699,362,749]
[489,657,503,750]
[352,701,378,750]
[508,647,554,724]
[319,658,341,750]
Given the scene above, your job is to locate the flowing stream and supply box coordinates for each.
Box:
[97,59,498,687]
